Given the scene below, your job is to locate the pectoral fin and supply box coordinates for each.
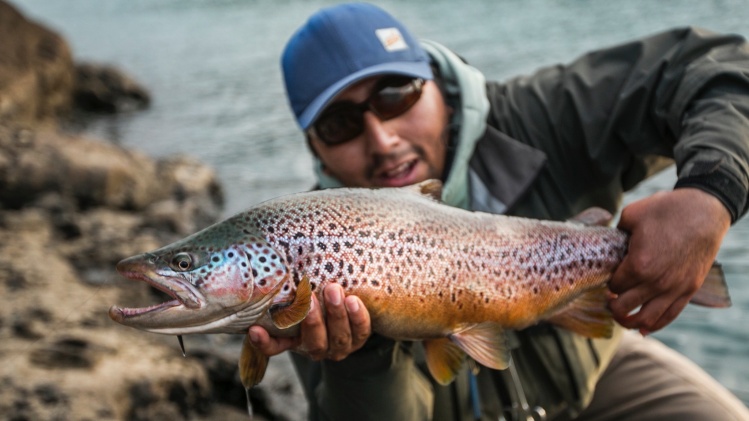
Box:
[689,262,732,308]
[546,285,614,338]
[423,338,466,385]
[270,275,312,329]
[450,322,510,371]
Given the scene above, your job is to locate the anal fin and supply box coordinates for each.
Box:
[450,322,510,371]
[547,285,614,338]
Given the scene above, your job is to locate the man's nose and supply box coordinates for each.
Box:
[362,111,399,153]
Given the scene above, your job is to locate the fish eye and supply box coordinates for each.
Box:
[171,253,193,271]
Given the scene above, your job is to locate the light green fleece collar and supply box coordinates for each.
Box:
[314,40,489,210]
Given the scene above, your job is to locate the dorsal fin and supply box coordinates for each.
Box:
[568,207,613,226]
[404,179,443,200]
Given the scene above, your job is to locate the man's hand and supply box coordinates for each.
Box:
[248,283,371,361]
[609,188,731,334]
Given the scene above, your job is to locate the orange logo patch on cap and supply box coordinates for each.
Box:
[375,27,408,52]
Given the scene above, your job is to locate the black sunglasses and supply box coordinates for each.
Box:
[311,76,425,145]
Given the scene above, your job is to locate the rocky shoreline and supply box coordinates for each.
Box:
[0,1,305,420]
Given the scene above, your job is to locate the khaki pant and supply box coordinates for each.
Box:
[576,330,749,421]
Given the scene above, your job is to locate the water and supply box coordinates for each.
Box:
[14,0,749,405]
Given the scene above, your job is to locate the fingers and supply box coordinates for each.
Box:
[346,295,372,351]
[248,325,300,357]
[607,189,730,334]
[321,284,352,360]
[297,292,329,360]
[249,283,372,362]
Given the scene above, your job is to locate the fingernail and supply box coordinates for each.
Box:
[326,285,341,306]
[345,296,359,312]
[249,329,260,344]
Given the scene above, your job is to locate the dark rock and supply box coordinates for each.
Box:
[29,337,111,369]
[34,384,68,406]
[4,269,27,291]
[73,62,150,113]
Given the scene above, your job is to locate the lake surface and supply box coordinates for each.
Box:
[15,0,749,405]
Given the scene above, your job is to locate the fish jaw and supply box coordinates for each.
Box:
[109,252,266,335]
[109,253,211,332]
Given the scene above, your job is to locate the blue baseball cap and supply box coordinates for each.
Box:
[281,3,433,129]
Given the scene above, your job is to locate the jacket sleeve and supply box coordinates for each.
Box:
[490,26,749,222]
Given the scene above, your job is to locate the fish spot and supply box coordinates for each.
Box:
[259,256,267,263]
[252,269,258,277]
[211,256,220,263]
[324,262,334,273]
[370,280,379,287]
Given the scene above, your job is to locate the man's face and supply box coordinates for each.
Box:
[308,76,451,188]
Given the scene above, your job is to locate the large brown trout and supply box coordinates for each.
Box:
[109,180,730,396]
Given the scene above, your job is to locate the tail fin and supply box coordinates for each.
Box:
[690,262,732,308]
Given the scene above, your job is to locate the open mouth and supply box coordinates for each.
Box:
[109,266,202,323]
[376,159,418,186]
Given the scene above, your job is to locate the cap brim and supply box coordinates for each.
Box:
[297,61,433,129]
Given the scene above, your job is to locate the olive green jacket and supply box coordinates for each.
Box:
[295,26,749,421]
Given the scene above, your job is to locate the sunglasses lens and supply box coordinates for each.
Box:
[370,77,422,119]
[315,106,364,145]
[313,77,424,145]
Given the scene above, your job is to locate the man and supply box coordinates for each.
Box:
[250,3,749,420]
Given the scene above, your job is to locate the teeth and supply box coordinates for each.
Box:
[385,162,411,178]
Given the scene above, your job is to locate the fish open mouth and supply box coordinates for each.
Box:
[109,261,203,323]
